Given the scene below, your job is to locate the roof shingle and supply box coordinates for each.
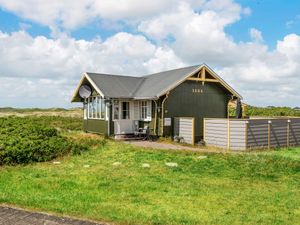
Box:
[86,65,201,99]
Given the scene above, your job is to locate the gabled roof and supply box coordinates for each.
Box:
[72,64,242,102]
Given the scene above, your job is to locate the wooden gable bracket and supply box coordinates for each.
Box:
[187,67,219,83]
[201,67,205,85]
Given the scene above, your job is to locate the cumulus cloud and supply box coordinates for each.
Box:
[136,1,300,106]
[217,34,300,106]
[0,30,182,107]
[0,0,176,32]
[0,0,300,107]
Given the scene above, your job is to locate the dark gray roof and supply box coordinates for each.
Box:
[73,64,242,101]
[86,65,200,99]
[87,73,144,98]
[134,65,200,98]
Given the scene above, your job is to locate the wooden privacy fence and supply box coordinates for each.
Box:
[174,117,195,145]
[204,118,300,150]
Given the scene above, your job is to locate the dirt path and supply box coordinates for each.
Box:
[125,141,223,153]
[0,206,107,225]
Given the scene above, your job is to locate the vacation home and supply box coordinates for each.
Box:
[71,64,242,144]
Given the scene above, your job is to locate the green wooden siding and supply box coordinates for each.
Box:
[83,119,108,134]
[162,80,231,142]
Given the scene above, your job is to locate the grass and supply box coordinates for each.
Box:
[0,132,299,225]
[262,148,300,160]
[0,107,82,118]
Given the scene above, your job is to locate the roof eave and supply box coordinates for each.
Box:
[71,73,106,103]
[156,64,204,98]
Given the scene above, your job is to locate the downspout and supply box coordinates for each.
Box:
[227,95,234,118]
[227,95,235,151]
[106,99,112,136]
[161,92,170,136]
[154,100,158,135]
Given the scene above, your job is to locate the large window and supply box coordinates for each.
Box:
[140,101,147,120]
[122,102,130,119]
[87,96,105,119]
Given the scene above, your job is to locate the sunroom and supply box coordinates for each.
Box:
[84,95,152,135]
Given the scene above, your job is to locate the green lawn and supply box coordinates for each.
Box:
[0,135,299,225]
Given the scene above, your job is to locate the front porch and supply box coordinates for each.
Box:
[83,96,158,137]
[112,99,153,136]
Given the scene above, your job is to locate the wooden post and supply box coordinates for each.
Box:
[192,117,195,145]
[245,121,249,150]
[201,67,205,85]
[203,118,206,144]
[227,118,230,151]
[268,120,272,149]
[287,119,291,147]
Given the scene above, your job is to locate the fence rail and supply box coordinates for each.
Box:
[204,118,300,150]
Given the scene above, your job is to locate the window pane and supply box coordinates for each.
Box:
[92,97,96,118]
[140,101,147,119]
[122,102,130,119]
[84,103,87,119]
[89,98,93,118]
[97,97,101,118]
[101,98,105,119]
[114,100,119,120]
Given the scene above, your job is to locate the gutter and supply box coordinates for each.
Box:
[161,92,170,136]
[153,100,158,135]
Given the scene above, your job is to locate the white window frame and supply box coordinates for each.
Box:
[140,101,147,120]
[113,100,132,120]
[121,101,130,119]
[113,100,120,120]
[139,100,152,121]
[87,96,105,120]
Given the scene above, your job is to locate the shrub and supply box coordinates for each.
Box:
[0,117,88,165]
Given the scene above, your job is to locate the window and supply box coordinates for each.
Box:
[113,100,119,120]
[88,98,93,118]
[96,97,101,118]
[139,101,152,121]
[101,98,105,118]
[140,101,147,120]
[83,103,88,120]
[122,102,130,119]
[87,96,105,119]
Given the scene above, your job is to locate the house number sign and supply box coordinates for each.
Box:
[164,118,171,126]
[192,88,203,93]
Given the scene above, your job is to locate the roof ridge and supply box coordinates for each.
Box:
[141,65,201,78]
[86,65,201,78]
[131,77,147,97]
[86,72,142,79]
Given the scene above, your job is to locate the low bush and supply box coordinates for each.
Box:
[0,117,88,165]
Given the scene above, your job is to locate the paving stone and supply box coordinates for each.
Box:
[0,206,106,225]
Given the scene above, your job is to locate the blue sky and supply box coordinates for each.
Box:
[227,0,300,49]
[1,0,299,48]
[0,0,299,108]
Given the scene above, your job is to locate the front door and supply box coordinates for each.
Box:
[113,100,135,134]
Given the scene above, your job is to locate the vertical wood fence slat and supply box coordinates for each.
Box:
[204,118,300,150]
[268,120,271,149]
[227,119,230,150]
[287,119,291,147]
[245,121,248,149]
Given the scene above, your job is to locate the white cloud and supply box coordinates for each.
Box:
[249,28,263,42]
[0,30,182,107]
[0,0,250,34]
[138,1,248,65]
[0,0,300,107]
[138,1,300,107]
[0,0,176,32]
